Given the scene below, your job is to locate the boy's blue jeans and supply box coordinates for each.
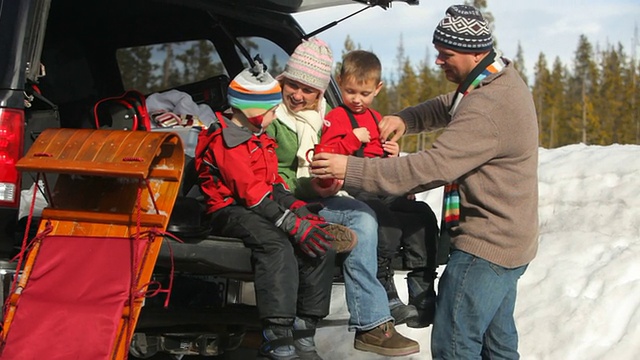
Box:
[431,249,527,360]
[318,196,394,332]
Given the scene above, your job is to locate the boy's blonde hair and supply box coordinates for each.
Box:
[338,50,381,85]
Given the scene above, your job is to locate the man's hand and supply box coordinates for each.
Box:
[379,115,406,142]
[353,127,371,143]
[278,210,333,258]
[309,153,349,180]
[382,140,400,157]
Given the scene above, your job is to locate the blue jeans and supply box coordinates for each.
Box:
[431,250,527,360]
[318,196,393,332]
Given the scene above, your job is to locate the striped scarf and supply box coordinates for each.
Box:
[448,50,505,116]
[443,50,504,230]
[443,183,460,229]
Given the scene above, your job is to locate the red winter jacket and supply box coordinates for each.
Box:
[321,106,384,158]
[194,113,290,214]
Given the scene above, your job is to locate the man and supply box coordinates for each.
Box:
[310,5,539,359]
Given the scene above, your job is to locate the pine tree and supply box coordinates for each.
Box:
[372,77,390,116]
[417,61,436,102]
[551,57,575,147]
[160,43,176,89]
[175,40,224,85]
[116,45,158,93]
[633,53,640,144]
[548,58,569,147]
[395,34,406,86]
[269,54,283,76]
[335,36,359,77]
[597,44,626,144]
[396,59,420,152]
[514,42,529,86]
[533,53,551,147]
[615,44,639,144]
[568,35,600,144]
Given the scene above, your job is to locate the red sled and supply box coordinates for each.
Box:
[0,128,184,360]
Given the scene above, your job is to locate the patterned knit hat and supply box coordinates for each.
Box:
[278,37,333,92]
[227,65,282,111]
[433,5,493,53]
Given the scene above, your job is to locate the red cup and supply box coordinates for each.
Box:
[305,143,337,162]
[305,144,337,188]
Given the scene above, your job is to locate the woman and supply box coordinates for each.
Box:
[265,37,419,358]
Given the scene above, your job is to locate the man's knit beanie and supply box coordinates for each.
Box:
[433,5,493,53]
[227,65,282,111]
[278,37,333,92]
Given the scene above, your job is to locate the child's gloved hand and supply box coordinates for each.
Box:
[278,210,333,258]
[290,201,325,222]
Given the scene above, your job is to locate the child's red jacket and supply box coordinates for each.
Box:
[194,113,291,214]
[321,106,385,158]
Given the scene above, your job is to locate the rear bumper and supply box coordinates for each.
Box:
[157,235,253,277]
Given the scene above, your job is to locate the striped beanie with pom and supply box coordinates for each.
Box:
[227,65,282,111]
[278,37,333,92]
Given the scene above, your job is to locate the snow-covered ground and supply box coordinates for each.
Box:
[315,144,640,360]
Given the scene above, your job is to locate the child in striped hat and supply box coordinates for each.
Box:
[194,63,356,360]
[225,64,283,132]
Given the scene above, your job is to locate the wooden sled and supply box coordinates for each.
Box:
[0,128,184,360]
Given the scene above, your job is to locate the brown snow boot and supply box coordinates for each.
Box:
[354,321,420,357]
[322,224,357,253]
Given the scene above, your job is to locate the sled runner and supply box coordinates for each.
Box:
[0,128,184,360]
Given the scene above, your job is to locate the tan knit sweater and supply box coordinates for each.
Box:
[344,62,539,268]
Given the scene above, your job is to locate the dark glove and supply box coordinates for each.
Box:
[277,210,333,258]
[290,200,325,222]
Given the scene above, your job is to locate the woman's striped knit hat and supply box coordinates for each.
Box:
[227,65,282,111]
[278,37,333,92]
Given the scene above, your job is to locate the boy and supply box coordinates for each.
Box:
[320,50,440,328]
[194,64,355,360]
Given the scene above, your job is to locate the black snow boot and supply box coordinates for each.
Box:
[258,318,300,360]
[293,316,323,360]
[377,256,418,325]
[406,269,437,328]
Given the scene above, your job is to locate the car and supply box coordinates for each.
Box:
[0,0,418,358]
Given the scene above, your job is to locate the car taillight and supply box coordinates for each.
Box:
[0,108,25,208]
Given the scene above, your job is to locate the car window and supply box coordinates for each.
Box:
[116,40,227,94]
[235,37,288,76]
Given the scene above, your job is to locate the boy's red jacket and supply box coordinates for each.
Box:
[321,106,384,158]
[194,112,290,214]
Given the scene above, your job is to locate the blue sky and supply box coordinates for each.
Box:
[294,0,640,83]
